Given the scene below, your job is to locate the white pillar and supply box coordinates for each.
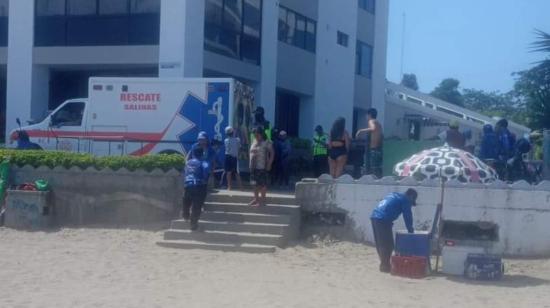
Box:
[314,0,358,133]
[6,0,49,138]
[158,0,205,77]
[544,130,550,180]
[255,0,278,124]
[372,0,389,127]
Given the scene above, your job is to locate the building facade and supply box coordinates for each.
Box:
[3,0,388,140]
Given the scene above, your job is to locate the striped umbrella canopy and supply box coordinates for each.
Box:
[394,146,498,183]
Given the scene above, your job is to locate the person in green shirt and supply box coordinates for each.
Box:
[312,125,329,177]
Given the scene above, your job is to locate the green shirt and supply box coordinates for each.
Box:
[313,134,328,156]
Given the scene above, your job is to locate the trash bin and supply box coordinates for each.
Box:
[5,190,53,230]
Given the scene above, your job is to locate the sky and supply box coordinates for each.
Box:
[386,0,550,94]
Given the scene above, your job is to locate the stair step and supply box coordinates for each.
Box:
[207,192,298,206]
[157,240,276,254]
[164,229,284,247]
[201,211,292,224]
[204,202,300,216]
[171,219,289,235]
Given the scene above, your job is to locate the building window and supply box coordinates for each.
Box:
[278,5,316,53]
[337,31,349,47]
[99,0,128,15]
[35,0,161,46]
[67,0,96,15]
[356,40,373,78]
[358,0,375,14]
[36,0,65,16]
[204,0,262,65]
[276,92,300,137]
[0,0,7,16]
[0,0,7,46]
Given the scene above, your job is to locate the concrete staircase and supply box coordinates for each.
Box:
[157,190,301,253]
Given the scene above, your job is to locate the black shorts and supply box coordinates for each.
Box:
[253,169,269,187]
[329,146,348,160]
[224,155,238,172]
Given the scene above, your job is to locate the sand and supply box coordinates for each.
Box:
[1,227,549,308]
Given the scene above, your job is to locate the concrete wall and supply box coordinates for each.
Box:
[371,0,389,127]
[313,0,358,134]
[158,0,204,77]
[11,166,183,226]
[276,43,316,96]
[34,46,159,65]
[296,176,550,257]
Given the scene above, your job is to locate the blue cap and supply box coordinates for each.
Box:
[197,131,208,141]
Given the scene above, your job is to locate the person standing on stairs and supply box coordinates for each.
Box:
[182,147,211,231]
[249,126,274,206]
[224,126,242,191]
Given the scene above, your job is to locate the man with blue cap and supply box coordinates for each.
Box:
[371,188,418,273]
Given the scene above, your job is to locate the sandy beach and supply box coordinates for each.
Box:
[1,227,549,308]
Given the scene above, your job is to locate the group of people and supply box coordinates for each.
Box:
[181,106,293,230]
[441,118,532,181]
[312,108,384,179]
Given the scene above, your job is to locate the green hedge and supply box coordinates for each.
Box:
[0,150,185,172]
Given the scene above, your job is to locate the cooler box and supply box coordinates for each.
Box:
[395,231,431,259]
[391,255,428,279]
[465,254,504,281]
[442,245,485,276]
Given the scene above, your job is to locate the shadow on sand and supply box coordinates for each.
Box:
[445,274,550,288]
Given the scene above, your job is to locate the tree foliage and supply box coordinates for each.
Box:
[431,78,464,107]
[462,88,529,127]
[401,73,419,91]
[513,61,550,129]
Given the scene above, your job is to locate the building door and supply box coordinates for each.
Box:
[275,92,300,137]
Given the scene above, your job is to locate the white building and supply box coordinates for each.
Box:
[2,0,388,141]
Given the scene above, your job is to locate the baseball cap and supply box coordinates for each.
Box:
[197,131,208,141]
[279,130,287,137]
[449,120,459,129]
[225,126,234,134]
[315,125,323,133]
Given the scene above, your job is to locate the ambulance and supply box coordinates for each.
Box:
[11,78,255,156]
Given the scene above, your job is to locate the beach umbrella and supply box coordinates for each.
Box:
[394,146,498,183]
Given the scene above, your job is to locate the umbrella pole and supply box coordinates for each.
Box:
[434,171,445,273]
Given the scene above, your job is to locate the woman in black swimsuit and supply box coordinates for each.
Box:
[328,117,351,178]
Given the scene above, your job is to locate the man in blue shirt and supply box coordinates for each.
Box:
[371,188,418,273]
[183,147,211,231]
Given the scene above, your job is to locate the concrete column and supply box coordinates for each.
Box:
[6,0,50,138]
[372,0,389,127]
[544,129,550,180]
[158,0,205,77]
[255,0,278,124]
[314,0,358,133]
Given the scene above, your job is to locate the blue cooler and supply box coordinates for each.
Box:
[464,254,504,280]
[395,231,431,259]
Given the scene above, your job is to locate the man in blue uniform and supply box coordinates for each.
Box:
[183,147,211,231]
[371,189,418,272]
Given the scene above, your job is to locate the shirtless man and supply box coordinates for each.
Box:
[355,108,384,178]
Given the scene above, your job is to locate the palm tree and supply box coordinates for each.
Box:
[532,29,550,55]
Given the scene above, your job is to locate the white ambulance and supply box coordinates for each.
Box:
[11,78,255,156]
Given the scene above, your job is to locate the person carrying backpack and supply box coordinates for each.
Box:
[182,147,211,231]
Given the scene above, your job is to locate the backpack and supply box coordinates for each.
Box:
[499,130,516,158]
[184,159,205,186]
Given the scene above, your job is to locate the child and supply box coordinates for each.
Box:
[224,126,242,190]
[182,147,211,231]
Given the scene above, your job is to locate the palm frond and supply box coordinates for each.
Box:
[531,29,550,53]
